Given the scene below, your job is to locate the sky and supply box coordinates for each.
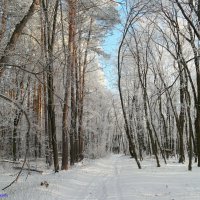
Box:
[101,28,120,90]
[100,2,125,91]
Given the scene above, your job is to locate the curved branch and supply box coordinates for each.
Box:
[0,94,30,191]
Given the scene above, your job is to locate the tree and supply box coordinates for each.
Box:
[0,0,40,76]
[41,0,59,172]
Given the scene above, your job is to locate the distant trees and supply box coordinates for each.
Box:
[0,0,120,172]
[173,0,200,168]
[3,0,200,174]
[117,0,200,170]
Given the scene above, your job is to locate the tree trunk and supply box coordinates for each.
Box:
[0,0,40,76]
[77,18,93,161]
[0,0,8,42]
[42,0,59,172]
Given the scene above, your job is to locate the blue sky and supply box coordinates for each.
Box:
[101,24,121,90]
[100,2,125,91]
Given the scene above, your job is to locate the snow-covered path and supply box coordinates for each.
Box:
[1,155,200,200]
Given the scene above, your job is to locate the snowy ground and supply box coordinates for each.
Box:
[1,155,200,200]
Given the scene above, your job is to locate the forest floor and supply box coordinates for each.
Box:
[0,154,200,200]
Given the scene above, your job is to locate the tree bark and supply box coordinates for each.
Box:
[117,20,141,169]
[42,0,59,172]
[0,0,8,42]
[0,0,40,76]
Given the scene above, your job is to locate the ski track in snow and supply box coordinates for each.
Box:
[1,155,200,200]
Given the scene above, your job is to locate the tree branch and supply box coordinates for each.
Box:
[0,94,31,191]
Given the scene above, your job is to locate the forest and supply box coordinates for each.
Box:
[1,0,200,199]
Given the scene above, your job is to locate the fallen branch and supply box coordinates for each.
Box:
[13,167,43,174]
[0,160,22,164]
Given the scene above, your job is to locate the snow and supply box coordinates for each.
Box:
[1,155,200,200]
